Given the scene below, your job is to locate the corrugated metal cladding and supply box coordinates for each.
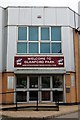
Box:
[7,7,79,27]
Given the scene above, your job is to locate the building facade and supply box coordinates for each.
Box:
[0,6,80,104]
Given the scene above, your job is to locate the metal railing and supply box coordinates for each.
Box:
[0,90,59,111]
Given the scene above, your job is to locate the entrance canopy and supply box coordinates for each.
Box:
[14,68,66,74]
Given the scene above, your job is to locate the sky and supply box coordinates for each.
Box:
[0,0,80,13]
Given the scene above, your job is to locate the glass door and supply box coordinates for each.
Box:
[52,75,64,102]
[29,76,38,101]
[16,75,27,102]
[41,76,51,102]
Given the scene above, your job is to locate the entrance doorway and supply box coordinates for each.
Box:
[16,75,64,103]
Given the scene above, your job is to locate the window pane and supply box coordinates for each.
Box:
[29,91,38,101]
[42,91,50,101]
[52,43,61,53]
[40,43,50,53]
[53,91,63,102]
[17,42,27,53]
[18,27,27,40]
[29,42,38,53]
[51,27,61,41]
[16,75,27,88]
[29,76,38,88]
[29,27,38,41]
[17,91,27,102]
[41,27,49,40]
[42,76,50,88]
[52,75,63,88]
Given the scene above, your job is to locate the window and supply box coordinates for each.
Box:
[42,91,50,101]
[29,27,38,41]
[29,76,38,88]
[51,27,61,41]
[17,42,27,53]
[16,75,27,88]
[51,43,61,53]
[29,91,38,101]
[40,43,50,53]
[17,26,62,54]
[53,91,63,102]
[42,76,50,88]
[18,27,27,40]
[41,27,49,40]
[17,91,27,102]
[52,75,63,88]
[29,42,38,53]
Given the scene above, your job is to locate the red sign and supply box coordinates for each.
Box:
[14,56,64,67]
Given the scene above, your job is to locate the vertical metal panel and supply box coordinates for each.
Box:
[19,8,31,25]
[7,26,17,71]
[0,8,3,72]
[8,8,19,25]
[2,27,7,71]
[1,8,8,72]
[69,27,75,71]
[68,9,74,28]
[62,27,71,71]
[44,8,56,25]
[75,14,78,29]
[56,8,68,26]
[32,8,44,25]
[62,27,75,72]
[78,2,80,27]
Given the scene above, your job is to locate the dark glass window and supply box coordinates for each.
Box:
[16,75,27,88]
[42,91,50,101]
[42,76,50,88]
[29,76,38,88]
[29,91,38,101]
[53,91,63,102]
[52,75,63,88]
[17,91,27,102]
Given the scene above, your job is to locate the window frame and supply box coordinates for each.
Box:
[17,26,62,54]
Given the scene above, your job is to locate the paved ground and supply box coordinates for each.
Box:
[0,104,79,119]
[56,111,78,118]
